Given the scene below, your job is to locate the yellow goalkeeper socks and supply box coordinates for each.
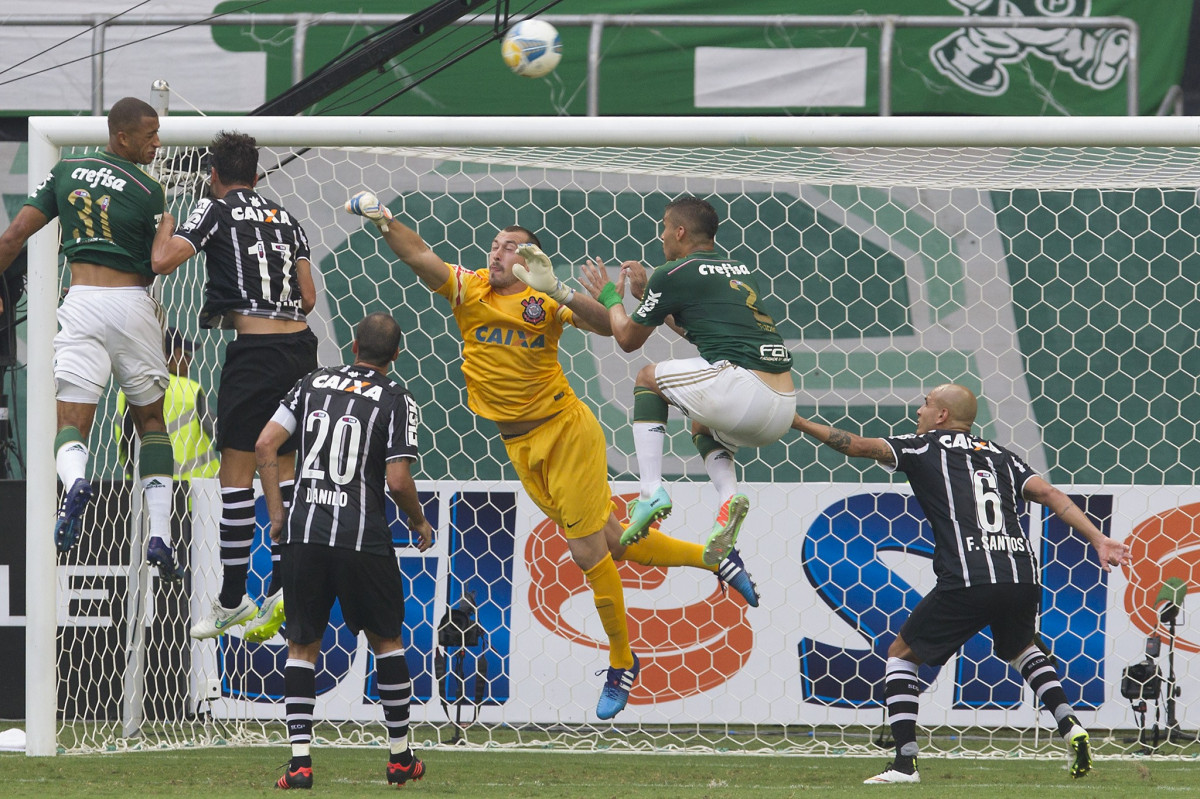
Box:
[582,553,634,670]
[621,526,714,572]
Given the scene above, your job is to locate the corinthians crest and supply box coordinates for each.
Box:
[521,295,547,324]
[932,0,1130,96]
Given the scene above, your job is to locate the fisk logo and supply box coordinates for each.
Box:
[635,289,662,318]
[525,493,753,704]
[1123,503,1200,653]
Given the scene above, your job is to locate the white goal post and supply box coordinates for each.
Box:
[26,115,1200,758]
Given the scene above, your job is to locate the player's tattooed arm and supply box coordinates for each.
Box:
[792,414,896,466]
[825,428,853,453]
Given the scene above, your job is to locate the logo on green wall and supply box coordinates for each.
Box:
[932,0,1130,96]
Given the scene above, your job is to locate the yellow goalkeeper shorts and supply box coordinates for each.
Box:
[501,398,615,540]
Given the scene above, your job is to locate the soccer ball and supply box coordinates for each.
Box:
[501,19,562,79]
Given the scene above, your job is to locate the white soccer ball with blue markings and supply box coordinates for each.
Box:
[501,19,562,78]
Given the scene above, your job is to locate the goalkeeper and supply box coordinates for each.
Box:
[346,191,761,721]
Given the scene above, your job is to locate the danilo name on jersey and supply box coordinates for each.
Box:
[305,486,349,507]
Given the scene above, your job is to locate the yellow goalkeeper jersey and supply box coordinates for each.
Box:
[435,264,579,423]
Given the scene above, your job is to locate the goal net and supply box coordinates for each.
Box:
[25,116,1200,758]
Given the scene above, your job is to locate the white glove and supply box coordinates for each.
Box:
[345,191,393,232]
[513,243,574,304]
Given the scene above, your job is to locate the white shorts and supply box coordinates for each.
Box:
[654,357,796,450]
[53,286,168,406]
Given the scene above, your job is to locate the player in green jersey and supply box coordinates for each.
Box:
[0,96,181,579]
[583,196,796,566]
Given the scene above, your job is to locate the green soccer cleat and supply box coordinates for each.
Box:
[703,493,750,567]
[621,487,672,546]
[1069,726,1092,779]
[244,591,285,643]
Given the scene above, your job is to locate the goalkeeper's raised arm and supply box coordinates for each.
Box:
[345,190,449,289]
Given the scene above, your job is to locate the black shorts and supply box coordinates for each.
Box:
[900,583,1040,666]
[281,543,406,645]
[216,328,317,453]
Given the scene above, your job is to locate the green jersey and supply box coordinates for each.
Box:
[633,249,792,373]
[25,150,164,277]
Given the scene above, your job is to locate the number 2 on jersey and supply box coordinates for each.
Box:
[728,279,777,332]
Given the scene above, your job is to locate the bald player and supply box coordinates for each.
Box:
[792,384,1130,785]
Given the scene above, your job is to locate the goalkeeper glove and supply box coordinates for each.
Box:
[345,191,393,232]
[513,243,574,304]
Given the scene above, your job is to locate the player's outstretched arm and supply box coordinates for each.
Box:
[1023,476,1131,572]
[792,414,897,465]
[345,191,449,290]
[388,459,433,551]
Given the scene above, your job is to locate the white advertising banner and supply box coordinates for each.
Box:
[187,479,1199,730]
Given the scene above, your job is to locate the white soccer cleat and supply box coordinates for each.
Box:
[863,761,920,784]
[345,190,393,231]
[189,594,259,640]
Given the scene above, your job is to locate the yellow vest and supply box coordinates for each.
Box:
[117,375,219,480]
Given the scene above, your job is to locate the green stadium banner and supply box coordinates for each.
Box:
[212,0,1190,116]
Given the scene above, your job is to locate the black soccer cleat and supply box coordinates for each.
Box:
[387,754,426,786]
[276,763,313,790]
[146,537,185,582]
[54,477,93,552]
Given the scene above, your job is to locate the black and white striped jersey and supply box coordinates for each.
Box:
[274,364,420,555]
[882,429,1039,589]
[174,188,311,329]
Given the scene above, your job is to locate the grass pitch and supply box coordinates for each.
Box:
[2,746,1196,798]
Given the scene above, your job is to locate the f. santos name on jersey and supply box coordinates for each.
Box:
[966,533,1029,553]
[310,373,384,400]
